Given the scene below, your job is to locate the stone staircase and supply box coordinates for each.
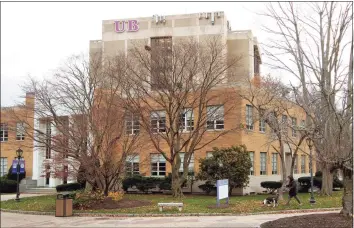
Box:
[20,178,56,194]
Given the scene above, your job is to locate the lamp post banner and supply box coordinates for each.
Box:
[12,160,25,174]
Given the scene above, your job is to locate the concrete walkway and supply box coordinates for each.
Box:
[1,194,49,201]
[0,211,339,227]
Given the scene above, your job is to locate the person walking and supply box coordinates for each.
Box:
[285,175,302,206]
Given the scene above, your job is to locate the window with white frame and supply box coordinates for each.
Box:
[206,152,213,158]
[180,109,194,131]
[16,122,25,141]
[301,155,306,173]
[246,105,253,130]
[125,113,140,135]
[0,123,8,142]
[294,155,298,174]
[151,154,166,176]
[178,152,194,174]
[45,121,51,159]
[0,157,8,177]
[206,105,224,130]
[249,152,254,175]
[126,155,140,176]
[259,109,266,132]
[291,117,297,137]
[260,152,267,175]
[151,111,166,133]
[282,115,288,134]
[272,153,278,174]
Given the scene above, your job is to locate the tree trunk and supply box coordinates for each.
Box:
[340,168,353,217]
[320,163,333,195]
[171,164,183,198]
[279,154,287,201]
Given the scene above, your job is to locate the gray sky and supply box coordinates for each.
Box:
[1,2,271,106]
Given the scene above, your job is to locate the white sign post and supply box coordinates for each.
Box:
[216,179,229,207]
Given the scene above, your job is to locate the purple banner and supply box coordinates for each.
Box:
[12,160,25,174]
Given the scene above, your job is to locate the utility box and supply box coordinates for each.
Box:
[55,193,73,217]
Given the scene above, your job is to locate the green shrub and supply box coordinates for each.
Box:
[0,178,17,193]
[297,176,342,190]
[260,181,282,193]
[198,181,216,195]
[56,182,85,192]
[315,171,322,177]
[122,175,173,193]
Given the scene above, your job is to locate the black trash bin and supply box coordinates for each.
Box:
[55,192,73,217]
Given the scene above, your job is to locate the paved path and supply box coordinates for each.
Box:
[0,211,339,227]
[1,194,49,201]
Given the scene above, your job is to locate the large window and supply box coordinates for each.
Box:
[151,154,166,176]
[291,117,297,137]
[45,121,51,159]
[178,152,194,173]
[126,155,140,176]
[259,109,266,132]
[16,122,25,141]
[301,155,306,173]
[0,123,8,142]
[294,155,298,174]
[125,113,140,135]
[180,109,194,131]
[282,115,288,135]
[272,153,278,175]
[206,105,224,130]
[0,157,8,177]
[150,36,172,90]
[249,152,254,175]
[260,152,267,175]
[151,111,166,133]
[246,105,253,130]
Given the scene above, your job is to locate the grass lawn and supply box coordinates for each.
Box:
[0,191,342,214]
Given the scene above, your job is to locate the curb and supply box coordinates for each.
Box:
[0,208,341,217]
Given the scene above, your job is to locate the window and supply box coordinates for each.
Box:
[300,120,305,129]
[246,105,253,130]
[45,121,51,159]
[180,109,194,131]
[0,157,8,177]
[16,122,25,141]
[151,154,166,176]
[249,152,254,175]
[126,155,140,176]
[125,113,140,135]
[206,105,224,130]
[260,152,267,175]
[291,117,297,137]
[282,115,288,134]
[301,155,306,173]
[254,46,260,75]
[206,152,213,158]
[294,155,298,174]
[150,36,172,90]
[151,111,166,133]
[0,123,8,142]
[178,152,194,173]
[259,109,266,132]
[272,153,278,174]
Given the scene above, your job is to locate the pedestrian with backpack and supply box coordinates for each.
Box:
[285,175,302,206]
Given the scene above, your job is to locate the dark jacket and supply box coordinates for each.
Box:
[286,181,297,196]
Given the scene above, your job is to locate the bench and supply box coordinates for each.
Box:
[158,202,183,212]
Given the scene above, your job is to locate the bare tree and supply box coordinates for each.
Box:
[239,75,308,200]
[260,2,352,216]
[11,53,143,196]
[122,36,243,198]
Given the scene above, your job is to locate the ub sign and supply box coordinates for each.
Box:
[216,179,229,207]
[114,20,139,33]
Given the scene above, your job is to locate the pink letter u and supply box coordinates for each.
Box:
[114,21,125,33]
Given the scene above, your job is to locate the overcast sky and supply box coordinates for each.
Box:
[1,2,273,106]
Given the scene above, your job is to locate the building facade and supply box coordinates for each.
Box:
[87,11,315,195]
[0,93,35,178]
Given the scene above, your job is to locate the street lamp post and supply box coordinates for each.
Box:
[306,138,316,205]
[15,148,23,202]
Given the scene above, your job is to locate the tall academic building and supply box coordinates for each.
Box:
[25,11,314,194]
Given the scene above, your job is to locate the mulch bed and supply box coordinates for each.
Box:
[73,198,152,210]
[261,213,353,228]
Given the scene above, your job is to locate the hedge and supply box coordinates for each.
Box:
[7,168,26,182]
[297,176,343,193]
[0,178,17,193]
[56,182,85,192]
[260,181,282,193]
[198,182,216,195]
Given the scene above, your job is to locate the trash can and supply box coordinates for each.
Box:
[55,193,73,217]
